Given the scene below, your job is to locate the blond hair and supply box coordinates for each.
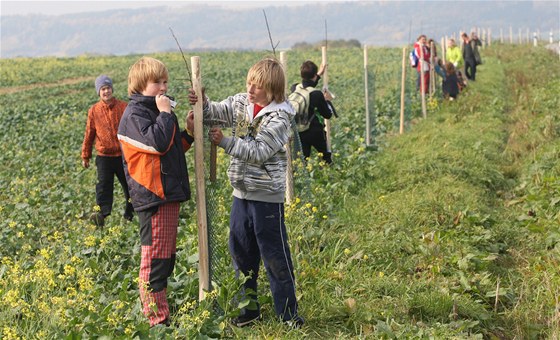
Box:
[128,57,168,96]
[246,57,286,103]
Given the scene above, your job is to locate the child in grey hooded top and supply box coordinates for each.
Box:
[189,57,304,328]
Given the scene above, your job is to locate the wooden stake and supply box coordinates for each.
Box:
[399,47,406,135]
[510,26,513,44]
[429,41,435,96]
[500,28,504,44]
[280,51,294,204]
[441,37,446,64]
[419,43,427,119]
[321,46,332,153]
[191,56,210,301]
[364,45,370,145]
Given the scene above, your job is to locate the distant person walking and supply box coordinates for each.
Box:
[470,31,483,66]
[290,60,336,164]
[81,74,133,227]
[461,32,477,81]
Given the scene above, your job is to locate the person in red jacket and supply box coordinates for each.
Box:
[413,35,431,94]
[117,57,195,327]
[81,74,133,227]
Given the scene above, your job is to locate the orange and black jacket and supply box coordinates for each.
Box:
[81,97,128,161]
[117,94,193,211]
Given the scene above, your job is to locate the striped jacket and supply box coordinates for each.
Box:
[204,93,295,203]
[117,94,193,211]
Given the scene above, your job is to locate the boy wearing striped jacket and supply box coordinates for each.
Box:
[189,57,304,328]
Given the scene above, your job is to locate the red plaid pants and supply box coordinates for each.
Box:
[138,202,179,326]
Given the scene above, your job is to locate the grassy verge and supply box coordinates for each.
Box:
[297,44,559,338]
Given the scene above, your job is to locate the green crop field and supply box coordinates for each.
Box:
[0,44,559,339]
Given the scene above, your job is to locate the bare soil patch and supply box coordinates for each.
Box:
[0,76,94,95]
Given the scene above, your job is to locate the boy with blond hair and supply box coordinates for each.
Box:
[189,57,304,328]
[117,56,194,327]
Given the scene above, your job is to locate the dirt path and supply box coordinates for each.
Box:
[0,76,94,95]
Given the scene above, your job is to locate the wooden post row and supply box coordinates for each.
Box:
[191,56,210,301]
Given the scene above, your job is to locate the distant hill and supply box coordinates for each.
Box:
[1,1,558,58]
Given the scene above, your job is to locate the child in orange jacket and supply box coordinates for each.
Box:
[81,74,133,227]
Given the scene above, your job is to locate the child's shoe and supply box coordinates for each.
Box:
[231,310,262,327]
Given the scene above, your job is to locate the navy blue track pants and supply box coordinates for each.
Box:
[229,197,299,321]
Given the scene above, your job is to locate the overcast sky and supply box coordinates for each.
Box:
[4,0,553,17]
[1,0,330,16]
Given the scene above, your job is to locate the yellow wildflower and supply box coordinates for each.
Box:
[64,264,76,276]
[84,235,96,247]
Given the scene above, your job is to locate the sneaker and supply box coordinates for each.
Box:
[284,316,305,329]
[90,212,105,227]
[231,312,262,327]
[150,318,171,328]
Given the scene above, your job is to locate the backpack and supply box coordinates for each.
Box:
[288,84,315,132]
[409,49,419,68]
